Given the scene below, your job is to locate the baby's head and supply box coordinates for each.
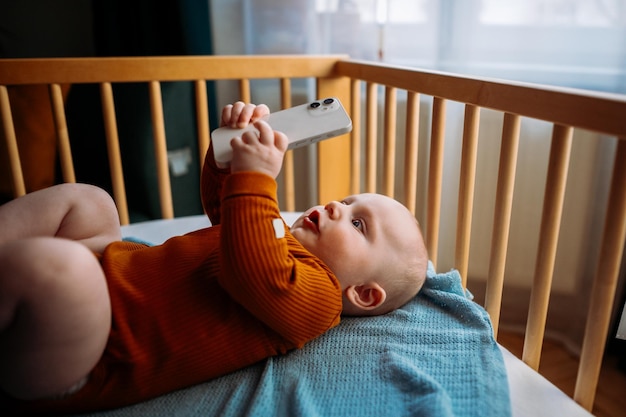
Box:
[290,193,428,316]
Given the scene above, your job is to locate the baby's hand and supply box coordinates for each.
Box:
[230,120,288,179]
[221,101,270,129]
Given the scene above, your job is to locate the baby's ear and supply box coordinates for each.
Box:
[344,283,387,312]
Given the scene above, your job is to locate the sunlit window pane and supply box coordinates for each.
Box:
[212,0,626,92]
[480,0,624,27]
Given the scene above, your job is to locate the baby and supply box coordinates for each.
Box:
[0,101,428,414]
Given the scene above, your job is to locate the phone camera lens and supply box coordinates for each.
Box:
[310,102,321,108]
[323,98,334,105]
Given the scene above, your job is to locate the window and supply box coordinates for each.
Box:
[211,0,626,93]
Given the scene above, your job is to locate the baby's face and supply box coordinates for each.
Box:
[290,193,418,289]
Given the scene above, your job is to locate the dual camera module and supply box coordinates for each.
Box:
[309,98,335,109]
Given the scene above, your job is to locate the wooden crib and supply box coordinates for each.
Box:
[1,55,625,415]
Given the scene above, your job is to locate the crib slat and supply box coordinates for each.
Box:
[383,87,397,197]
[282,153,295,212]
[575,138,626,410]
[350,79,361,196]
[149,81,174,219]
[195,80,210,169]
[485,113,521,336]
[455,104,481,287]
[0,85,26,197]
[100,82,130,225]
[316,76,351,204]
[523,124,573,371]
[239,79,251,103]
[49,83,76,183]
[280,78,291,105]
[365,82,378,193]
[404,91,420,215]
[280,78,295,212]
[426,97,447,268]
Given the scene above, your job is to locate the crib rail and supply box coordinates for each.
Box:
[0,55,352,223]
[336,59,626,137]
[1,55,626,412]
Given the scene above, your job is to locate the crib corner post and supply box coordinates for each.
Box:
[316,76,352,204]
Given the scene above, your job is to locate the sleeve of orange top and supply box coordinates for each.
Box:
[200,143,230,225]
[218,172,342,347]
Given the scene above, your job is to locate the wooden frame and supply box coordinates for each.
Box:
[1,55,625,411]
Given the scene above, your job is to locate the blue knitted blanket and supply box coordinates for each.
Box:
[82,264,511,417]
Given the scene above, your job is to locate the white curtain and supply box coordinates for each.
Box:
[211,0,626,93]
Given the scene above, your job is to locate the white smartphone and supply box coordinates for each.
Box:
[211,97,352,167]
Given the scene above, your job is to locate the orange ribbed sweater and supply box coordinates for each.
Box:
[16,151,342,414]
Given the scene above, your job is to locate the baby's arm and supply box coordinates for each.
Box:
[218,174,342,347]
[217,105,341,345]
[201,102,275,224]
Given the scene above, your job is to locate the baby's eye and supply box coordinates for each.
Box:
[352,218,363,230]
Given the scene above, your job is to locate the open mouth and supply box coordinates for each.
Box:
[303,209,321,233]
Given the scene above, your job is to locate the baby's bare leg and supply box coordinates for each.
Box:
[0,183,121,253]
[0,237,111,400]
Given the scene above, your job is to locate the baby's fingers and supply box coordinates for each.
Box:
[221,102,251,128]
[221,102,270,128]
[255,120,273,144]
[250,104,270,123]
[274,130,288,152]
[255,121,287,151]
[221,102,250,126]
[220,104,234,127]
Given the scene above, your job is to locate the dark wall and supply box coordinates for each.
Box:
[1,0,217,221]
[0,0,95,58]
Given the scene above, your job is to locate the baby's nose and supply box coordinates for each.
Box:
[324,201,342,219]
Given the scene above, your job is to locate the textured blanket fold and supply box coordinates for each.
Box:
[79,264,511,417]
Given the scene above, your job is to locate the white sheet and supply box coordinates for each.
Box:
[121,214,593,417]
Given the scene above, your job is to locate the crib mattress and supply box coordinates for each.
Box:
[119,214,593,417]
